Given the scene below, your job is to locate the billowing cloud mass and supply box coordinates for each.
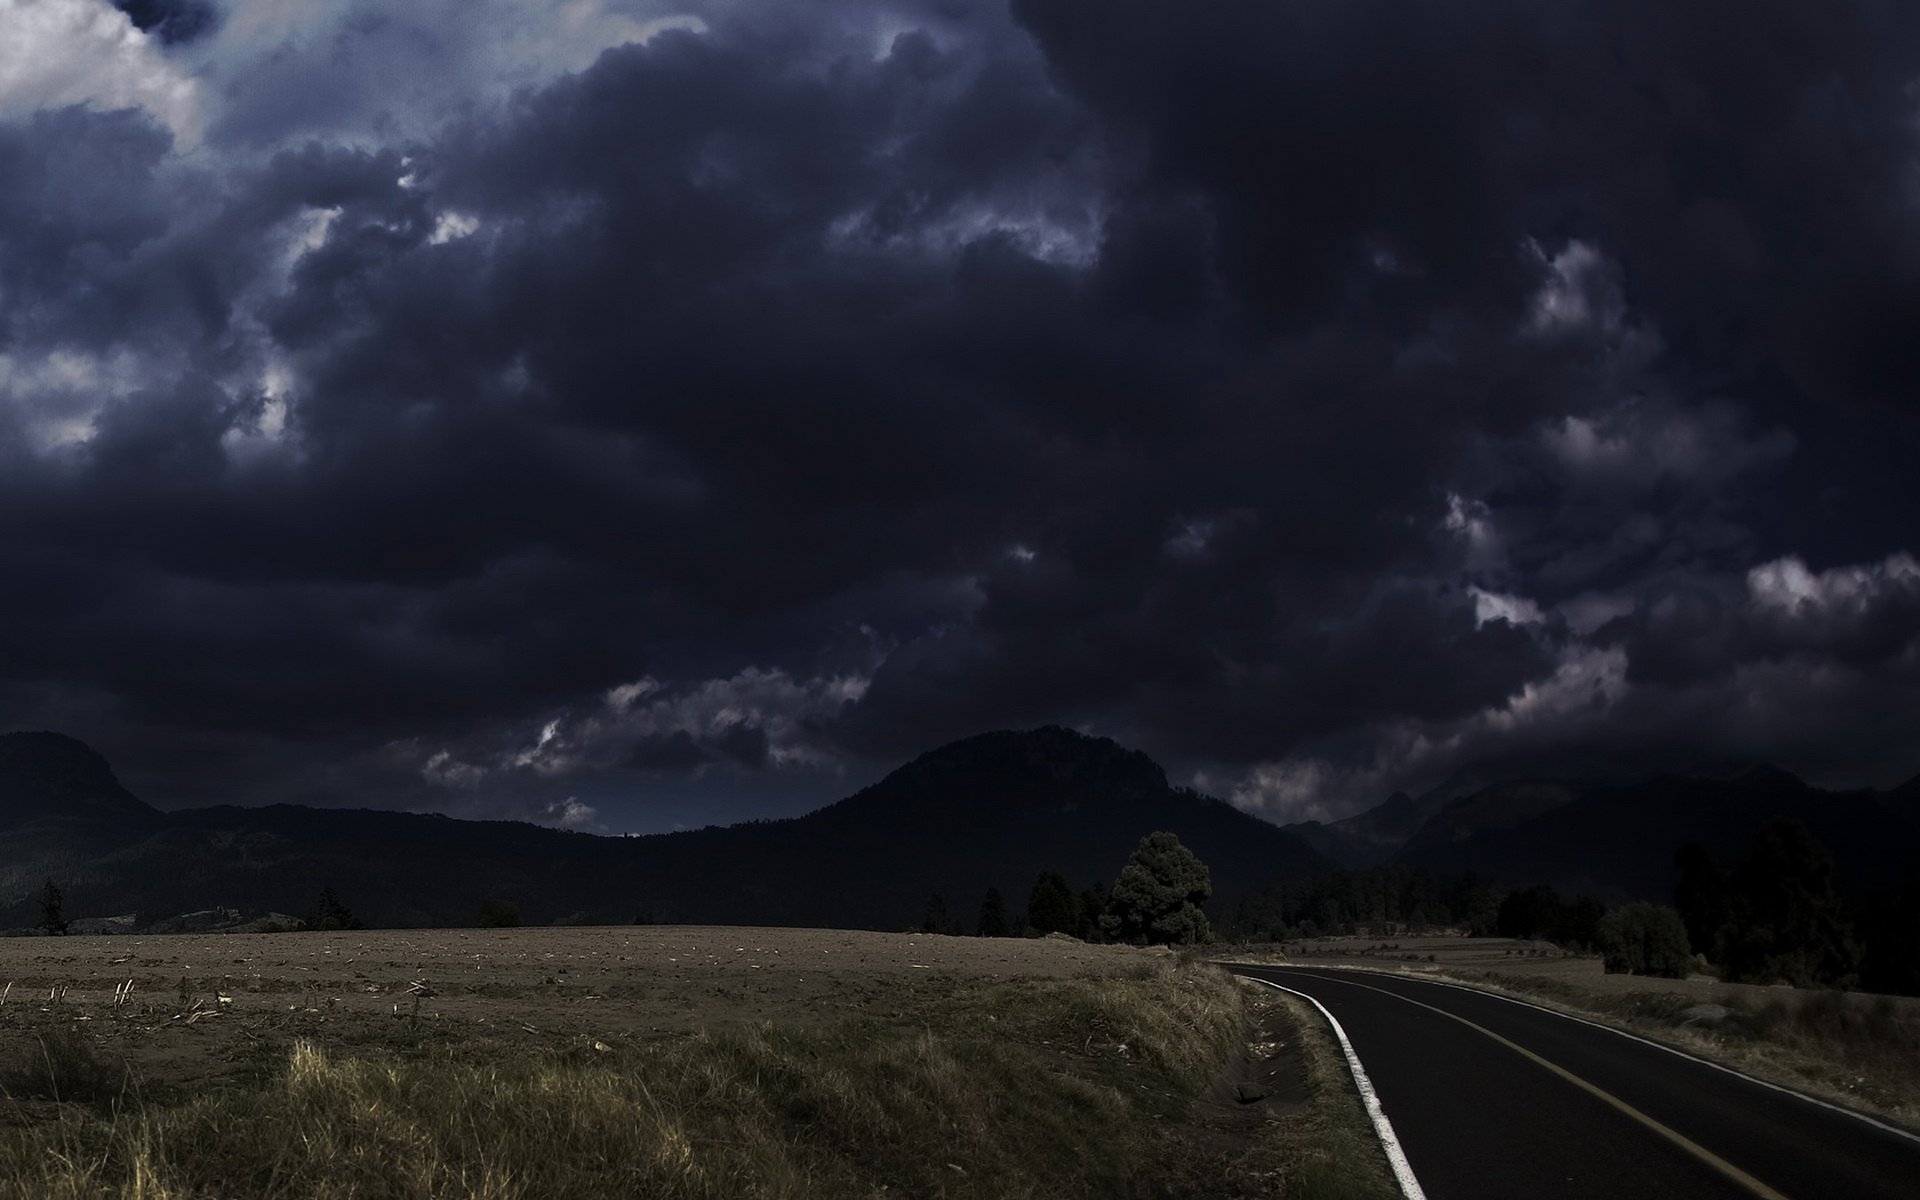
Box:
[1,0,1916,829]
[0,0,200,136]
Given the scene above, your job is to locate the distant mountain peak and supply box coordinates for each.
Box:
[1375,790,1416,815]
[884,726,1170,798]
[0,730,160,828]
[1729,763,1809,790]
[1,730,128,790]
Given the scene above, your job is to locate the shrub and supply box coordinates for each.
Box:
[1598,904,1691,978]
[475,899,521,928]
[1,1026,121,1106]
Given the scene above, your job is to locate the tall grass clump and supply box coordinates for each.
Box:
[0,1025,127,1109]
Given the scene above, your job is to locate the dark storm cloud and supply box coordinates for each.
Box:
[1015,1,1920,368]
[0,108,173,348]
[1596,555,1920,687]
[840,529,1566,763]
[0,1,1917,825]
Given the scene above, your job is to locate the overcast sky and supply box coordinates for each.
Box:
[2,0,1917,832]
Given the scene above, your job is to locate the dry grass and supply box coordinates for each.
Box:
[0,1026,130,1108]
[1446,969,1920,1129]
[0,957,1259,1200]
[1248,988,1401,1200]
[1254,934,1920,1132]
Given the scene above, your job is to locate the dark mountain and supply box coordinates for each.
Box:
[1287,752,1690,868]
[1287,757,1609,867]
[0,727,1332,931]
[0,732,162,831]
[1881,774,1920,822]
[654,726,1336,927]
[1397,767,1920,901]
[1397,780,1582,861]
[0,732,167,896]
[1288,790,1427,867]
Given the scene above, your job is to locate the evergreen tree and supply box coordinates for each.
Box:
[1673,843,1732,956]
[1565,896,1607,951]
[976,887,1008,937]
[38,878,67,936]
[921,892,953,934]
[1461,876,1502,936]
[1100,831,1212,945]
[1026,871,1081,936]
[1496,884,1567,940]
[1077,884,1108,941]
[1857,882,1920,996]
[1717,820,1857,986]
[1494,884,1606,950]
[305,887,363,932]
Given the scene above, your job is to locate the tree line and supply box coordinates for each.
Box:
[1495,818,1920,990]
[1205,818,1920,995]
[31,815,1913,997]
[922,830,1215,946]
[1217,866,1506,941]
[1675,818,1919,993]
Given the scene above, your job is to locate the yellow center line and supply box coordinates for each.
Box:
[1306,972,1792,1200]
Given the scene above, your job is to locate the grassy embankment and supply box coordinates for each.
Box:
[1225,936,1920,1131]
[1243,986,1401,1200]
[1453,969,1920,1131]
[0,956,1400,1199]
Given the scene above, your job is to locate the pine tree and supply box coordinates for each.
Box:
[1100,831,1212,945]
[1718,820,1857,986]
[38,878,67,936]
[921,892,953,935]
[976,887,1008,937]
[1077,884,1108,941]
[1026,871,1081,936]
[305,887,363,931]
[1673,843,1731,956]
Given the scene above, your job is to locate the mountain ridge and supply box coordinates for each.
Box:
[8,729,1913,930]
[1394,768,1917,900]
[0,726,1331,931]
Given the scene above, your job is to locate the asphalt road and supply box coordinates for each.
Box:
[1227,964,1920,1200]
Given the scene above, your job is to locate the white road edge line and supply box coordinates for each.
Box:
[1243,977,1429,1200]
[1267,963,1920,1148]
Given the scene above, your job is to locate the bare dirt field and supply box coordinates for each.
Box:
[0,926,1149,1099]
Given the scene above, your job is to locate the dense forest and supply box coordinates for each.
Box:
[1207,818,1920,997]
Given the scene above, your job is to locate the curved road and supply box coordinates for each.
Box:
[1226,964,1920,1200]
